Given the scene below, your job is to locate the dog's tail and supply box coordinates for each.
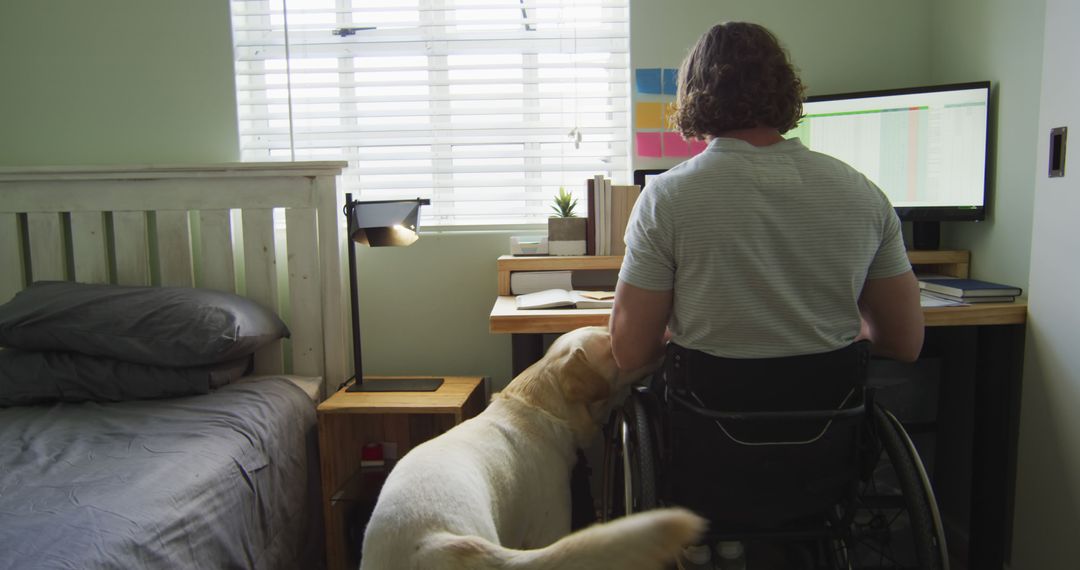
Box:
[419,507,706,570]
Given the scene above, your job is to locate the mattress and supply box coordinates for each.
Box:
[0,377,322,569]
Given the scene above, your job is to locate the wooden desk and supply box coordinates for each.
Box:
[492,294,1027,335]
[317,376,485,570]
[491,251,1025,372]
[488,251,1025,570]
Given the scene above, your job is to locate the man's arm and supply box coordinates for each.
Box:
[858,270,924,362]
[608,280,673,371]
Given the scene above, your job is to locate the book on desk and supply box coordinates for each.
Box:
[515,288,614,310]
[586,176,640,256]
[918,277,1022,302]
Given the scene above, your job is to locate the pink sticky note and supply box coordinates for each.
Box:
[636,132,663,158]
[662,132,691,157]
[689,139,708,156]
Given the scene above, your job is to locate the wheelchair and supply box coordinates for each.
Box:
[601,342,949,570]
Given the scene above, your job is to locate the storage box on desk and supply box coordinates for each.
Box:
[510,236,548,256]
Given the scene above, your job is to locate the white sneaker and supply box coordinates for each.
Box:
[715,540,746,570]
[679,544,714,569]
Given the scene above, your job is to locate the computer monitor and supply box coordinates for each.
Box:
[792,81,991,248]
[633,169,666,191]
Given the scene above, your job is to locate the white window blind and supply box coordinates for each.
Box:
[230,0,630,226]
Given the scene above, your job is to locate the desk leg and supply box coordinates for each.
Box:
[968,323,1025,570]
[511,333,544,377]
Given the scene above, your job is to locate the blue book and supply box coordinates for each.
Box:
[919,278,1022,298]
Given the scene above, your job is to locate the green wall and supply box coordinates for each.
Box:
[929,0,1046,291]
[353,230,514,385]
[0,0,239,165]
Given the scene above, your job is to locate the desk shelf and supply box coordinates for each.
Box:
[497,255,622,295]
[498,250,973,295]
[908,250,970,278]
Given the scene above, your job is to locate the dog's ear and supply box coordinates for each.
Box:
[559,347,612,403]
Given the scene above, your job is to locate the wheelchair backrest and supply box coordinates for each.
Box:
[658,341,872,528]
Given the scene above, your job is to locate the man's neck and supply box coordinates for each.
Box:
[709,126,785,147]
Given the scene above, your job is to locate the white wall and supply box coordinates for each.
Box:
[1009,0,1080,566]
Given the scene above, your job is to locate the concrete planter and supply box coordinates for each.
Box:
[547,217,587,256]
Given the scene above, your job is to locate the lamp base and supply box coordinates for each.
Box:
[347,378,445,392]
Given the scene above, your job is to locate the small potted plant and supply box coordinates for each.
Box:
[547,187,587,256]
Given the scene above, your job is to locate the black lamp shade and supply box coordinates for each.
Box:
[346,198,429,247]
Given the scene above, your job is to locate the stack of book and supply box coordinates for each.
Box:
[918,277,1023,304]
[586,175,640,256]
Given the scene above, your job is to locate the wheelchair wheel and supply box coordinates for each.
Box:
[835,405,949,570]
[601,387,658,520]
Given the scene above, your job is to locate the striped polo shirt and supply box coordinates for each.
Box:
[620,137,910,359]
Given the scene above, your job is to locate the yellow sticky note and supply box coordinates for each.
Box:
[635,102,664,130]
[663,102,678,129]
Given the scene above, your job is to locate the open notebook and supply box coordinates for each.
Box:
[515,289,614,310]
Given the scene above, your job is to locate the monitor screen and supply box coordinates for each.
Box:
[633,169,666,191]
[790,81,990,221]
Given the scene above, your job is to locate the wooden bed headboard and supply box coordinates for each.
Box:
[0,162,350,397]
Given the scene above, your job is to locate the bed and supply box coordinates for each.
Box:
[0,162,350,569]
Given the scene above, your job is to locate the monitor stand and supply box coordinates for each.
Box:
[912,221,941,250]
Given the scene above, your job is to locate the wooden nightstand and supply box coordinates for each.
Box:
[317,376,486,570]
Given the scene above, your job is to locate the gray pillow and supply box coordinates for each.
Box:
[0,349,252,406]
[0,282,290,367]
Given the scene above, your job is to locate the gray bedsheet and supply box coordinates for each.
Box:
[0,378,322,569]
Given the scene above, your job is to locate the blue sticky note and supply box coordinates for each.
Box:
[635,68,662,95]
[662,68,678,95]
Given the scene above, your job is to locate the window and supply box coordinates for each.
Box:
[230,0,630,226]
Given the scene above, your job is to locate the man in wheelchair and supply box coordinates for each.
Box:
[604,21,945,570]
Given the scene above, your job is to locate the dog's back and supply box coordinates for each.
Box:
[359,400,581,568]
[358,327,703,569]
[415,508,705,570]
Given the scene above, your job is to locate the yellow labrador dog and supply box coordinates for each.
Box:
[359,326,704,569]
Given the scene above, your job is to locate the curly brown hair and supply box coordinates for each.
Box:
[671,22,805,138]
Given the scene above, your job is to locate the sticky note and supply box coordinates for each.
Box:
[662,132,690,157]
[662,102,678,130]
[635,68,662,95]
[689,139,709,156]
[662,68,678,95]
[636,132,663,157]
[635,102,664,129]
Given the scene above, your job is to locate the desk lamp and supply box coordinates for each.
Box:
[343,194,443,392]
